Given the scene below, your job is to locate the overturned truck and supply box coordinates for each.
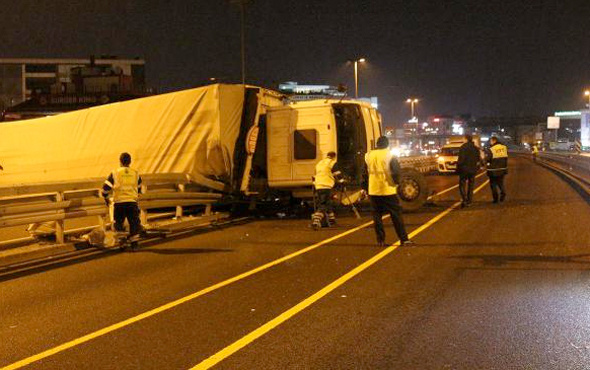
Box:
[0,84,429,211]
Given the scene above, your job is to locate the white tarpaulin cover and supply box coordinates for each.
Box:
[0,84,246,187]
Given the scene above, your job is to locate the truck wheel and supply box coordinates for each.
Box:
[398,169,429,211]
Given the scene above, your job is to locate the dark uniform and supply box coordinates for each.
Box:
[457,140,481,207]
[485,141,508,203]
[363,148,410,246]
[102,166,143,236]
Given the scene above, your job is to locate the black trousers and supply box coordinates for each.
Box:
[489,175,506,201]
[459,173,476,204]
[370,195,409,243]
[114,202,142,236]
[316,189,333,214]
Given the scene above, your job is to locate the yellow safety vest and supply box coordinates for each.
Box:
[490,144,508,160]
[112,166,140,203]
[314,158,336,190]
[487,143,508,175]
[365,149,397,196]
[532,146,539,154]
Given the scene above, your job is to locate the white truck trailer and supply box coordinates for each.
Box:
[0,84,429,210]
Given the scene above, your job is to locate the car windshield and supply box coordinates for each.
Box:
[440,147,460,156]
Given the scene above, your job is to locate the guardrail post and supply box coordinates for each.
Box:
[96,190,106,231]
[176,184,185,219]
[140,184,148,225]
[55,192,65,244]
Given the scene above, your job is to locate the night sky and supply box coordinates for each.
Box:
[2,0,589,125]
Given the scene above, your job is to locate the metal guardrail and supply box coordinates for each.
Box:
[398,156,438,173]
[537,152,590,185]
[0,173,224,249]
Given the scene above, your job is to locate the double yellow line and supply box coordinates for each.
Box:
[1,177,488,370]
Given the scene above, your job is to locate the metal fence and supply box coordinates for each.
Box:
[0,173,224,249]
[537,152,590,184]
[398,156,438,173]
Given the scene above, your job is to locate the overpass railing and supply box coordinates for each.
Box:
[0,173,225,249]
[398,156,438,173]
[537,152,590,185]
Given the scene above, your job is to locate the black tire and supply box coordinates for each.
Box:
[398,169,429,211]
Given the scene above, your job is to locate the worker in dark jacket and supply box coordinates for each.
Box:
[457,134,482,208]
[101,152,144,242]
[485,137,508,203]
[362,136,412,247]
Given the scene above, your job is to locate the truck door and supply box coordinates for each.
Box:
[267,105,336,187]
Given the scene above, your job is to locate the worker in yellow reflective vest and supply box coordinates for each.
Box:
[532,144,539,162]
[485,137,508,203]
[362,136,412,247]
[312,151,339,229]
[101,153,143,243]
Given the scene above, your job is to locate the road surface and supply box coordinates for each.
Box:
[1,157,589,369]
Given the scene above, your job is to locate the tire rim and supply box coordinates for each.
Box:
[399,178,420,201]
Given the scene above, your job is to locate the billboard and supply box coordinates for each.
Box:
[582,111,590,147]
[547,116,560,129]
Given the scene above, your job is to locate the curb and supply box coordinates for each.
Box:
[0,242,82,269]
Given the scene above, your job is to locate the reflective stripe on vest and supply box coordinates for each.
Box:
[112,166,139,203]
[365,149,397,196]
[314,157,336,190]
[488,144,508,172]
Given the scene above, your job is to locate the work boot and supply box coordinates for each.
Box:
[377,240,386,247]
[328,212,336,225]
[311,212,323,230]
[401,240,416,247]
[500,193,506,202]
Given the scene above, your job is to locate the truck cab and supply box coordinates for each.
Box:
[265,99,382,194]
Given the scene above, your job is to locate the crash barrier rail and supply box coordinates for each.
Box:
[398,156,438,173]
[0,173,224,249]
[536,152,590,185]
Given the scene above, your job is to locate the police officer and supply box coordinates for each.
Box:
[312,151,339,228]
[102,153,143,244]
[485,136,508,203]
[362,136,412,247]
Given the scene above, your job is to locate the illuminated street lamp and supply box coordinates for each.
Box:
[353,58,366,98]
[585,90,590,108]
[406,98,419,119]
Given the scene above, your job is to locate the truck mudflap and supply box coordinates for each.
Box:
[397,168,429,211]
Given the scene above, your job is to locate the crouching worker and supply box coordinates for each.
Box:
[311,151,339,229]
[101,152,144,245]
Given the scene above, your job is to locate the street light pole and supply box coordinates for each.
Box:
[406,98,419,119]
[353,58,366,98]
[585,90,590,108]
[230,0,249,85]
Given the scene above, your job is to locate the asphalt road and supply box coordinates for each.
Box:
[1,157,589,369]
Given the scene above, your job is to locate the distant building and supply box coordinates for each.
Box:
[0,57,147,119]
[278,81,345,101]
[278,81,378,108]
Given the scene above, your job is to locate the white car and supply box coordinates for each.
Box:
[437,144,462,173]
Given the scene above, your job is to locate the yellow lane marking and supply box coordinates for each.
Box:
[191,180,490,369]
[1,180,466,370]
[427,172,487,199]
